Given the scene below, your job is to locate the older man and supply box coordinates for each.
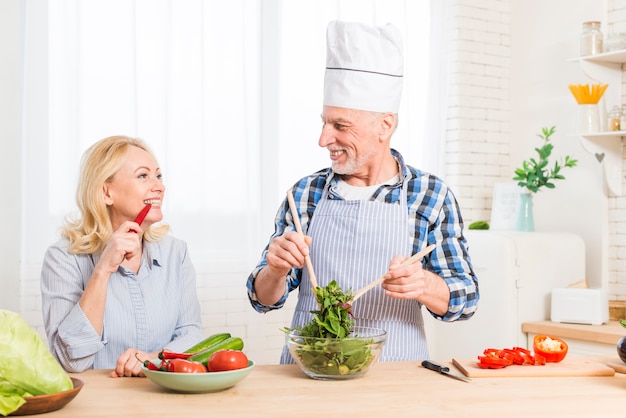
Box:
[246,20,479,363]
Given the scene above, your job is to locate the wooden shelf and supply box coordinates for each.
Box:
[569,49,626,63]
[522,320,624,346]
[571,51,626,196]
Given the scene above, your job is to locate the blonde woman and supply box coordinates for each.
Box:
[41,136,204,377]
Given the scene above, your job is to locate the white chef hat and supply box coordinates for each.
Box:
[323,20,404,113]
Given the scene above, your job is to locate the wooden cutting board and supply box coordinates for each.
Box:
[452,356,615,378]
[607,358,626,374]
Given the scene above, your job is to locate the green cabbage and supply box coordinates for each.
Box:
[0,310,73,416]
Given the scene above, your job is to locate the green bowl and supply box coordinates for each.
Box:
[141,360,255,393]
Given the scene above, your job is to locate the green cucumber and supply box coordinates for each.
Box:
[187,337,244,366]
[183,332,231,354]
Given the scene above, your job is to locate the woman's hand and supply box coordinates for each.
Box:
[110,348,158,378]
[97,222,144,274]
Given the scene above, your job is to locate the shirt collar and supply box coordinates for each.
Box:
[143,241,163,268]
[327,148,409,188]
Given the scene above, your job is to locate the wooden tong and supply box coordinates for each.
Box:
[286,190,319,290]
[351,244,436,302]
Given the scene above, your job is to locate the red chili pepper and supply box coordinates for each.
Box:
[135,352,164,372]
[158,350,195,360]
[133,203,152,225]
[143,360,161,371]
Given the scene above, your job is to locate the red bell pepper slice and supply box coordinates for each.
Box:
[501,348,524,365]
[513,347,535,365]
[477,355,512,367]
[476,345,548,369]
[476,361,508,369]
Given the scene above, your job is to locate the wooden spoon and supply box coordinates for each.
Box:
[286,189,319,290]
[351,244,436,303]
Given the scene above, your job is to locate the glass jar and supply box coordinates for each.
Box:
[580,21,603,56]
[620,104,626,131]
[608,105,621,131]
[605,32,626,52]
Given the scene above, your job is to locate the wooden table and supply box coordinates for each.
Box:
[45,361,626,417]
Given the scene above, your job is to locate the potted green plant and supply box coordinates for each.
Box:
[512,126,578,231]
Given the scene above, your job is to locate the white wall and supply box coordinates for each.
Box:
[0,0,21,313]
[509,1,607,289]
[442,0,608,290]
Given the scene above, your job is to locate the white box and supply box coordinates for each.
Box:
[551,288,608,325]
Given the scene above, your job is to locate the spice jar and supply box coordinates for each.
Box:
[620,104,626,131]
[608,105,621,131]
[580,21,603,56]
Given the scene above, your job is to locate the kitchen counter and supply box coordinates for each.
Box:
[45,361,626,417]
[522,320,625,357]
[522,320,624,345]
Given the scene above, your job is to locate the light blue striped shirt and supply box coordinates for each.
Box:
[40,235,204,372]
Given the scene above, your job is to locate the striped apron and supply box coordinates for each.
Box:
[280,179,429,363]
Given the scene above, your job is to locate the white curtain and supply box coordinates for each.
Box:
[22,0,434,269]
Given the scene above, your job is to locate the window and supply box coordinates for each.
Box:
[22,0,432,267]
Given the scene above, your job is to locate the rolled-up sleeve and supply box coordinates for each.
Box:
[246,193,306,313]
[40,242,103,372]
[425,187,479,321]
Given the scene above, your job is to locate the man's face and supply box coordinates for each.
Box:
[318,106,380,177]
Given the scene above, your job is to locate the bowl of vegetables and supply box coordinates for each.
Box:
[141,358,255,393]
[140,332,254,393]
[285,325,386,380]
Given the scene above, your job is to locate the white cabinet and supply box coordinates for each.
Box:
[571,50,626,196]
[424,231,586,361]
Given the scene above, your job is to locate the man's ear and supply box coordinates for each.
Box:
[379,113,396,142]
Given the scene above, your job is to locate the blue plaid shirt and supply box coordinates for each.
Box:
[246,149,479,321]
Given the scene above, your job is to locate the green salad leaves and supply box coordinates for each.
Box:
[0,310,73,416]
[296,280,355,339]
[284,280,377,376]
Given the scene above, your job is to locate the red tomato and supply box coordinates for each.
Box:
[533,335,568,363]
[166,358,207,373]
[207,350,249,372]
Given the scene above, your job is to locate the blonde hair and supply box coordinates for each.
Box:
[62,135,169,254]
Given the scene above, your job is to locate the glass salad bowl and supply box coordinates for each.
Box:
[285,326,386,380]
